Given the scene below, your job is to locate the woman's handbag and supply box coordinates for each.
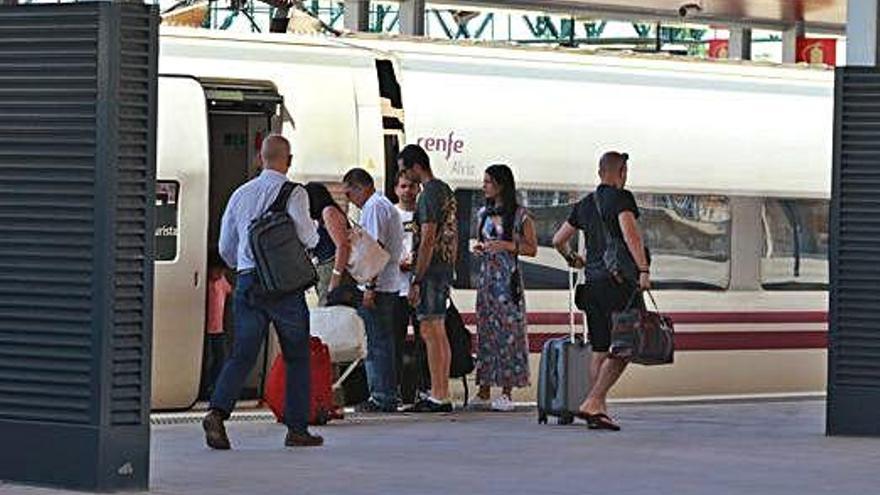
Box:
[346,223,391,285]
[610,290,675,366]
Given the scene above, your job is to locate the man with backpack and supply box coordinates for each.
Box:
[552,151,651,431]
[204,134,324,449]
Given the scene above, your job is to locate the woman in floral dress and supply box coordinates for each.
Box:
[473,164,538,411]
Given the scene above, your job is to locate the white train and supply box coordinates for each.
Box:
[153,27,833,409]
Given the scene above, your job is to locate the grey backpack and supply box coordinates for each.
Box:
[248,182,317,296]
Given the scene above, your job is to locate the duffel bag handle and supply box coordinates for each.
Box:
[624,289,662,314]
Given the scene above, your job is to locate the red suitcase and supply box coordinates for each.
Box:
[264,336,342,425]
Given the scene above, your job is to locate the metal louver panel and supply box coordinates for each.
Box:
[829,67,880,436]
[0,2,157,491]
[0,4,99,426]
[109,2,156,428]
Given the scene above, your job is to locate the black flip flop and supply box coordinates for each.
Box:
[574,411,593,422]
[586,413,621,431]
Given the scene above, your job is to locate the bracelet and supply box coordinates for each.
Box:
[332,268,342,276]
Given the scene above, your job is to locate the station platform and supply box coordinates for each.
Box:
[1,399,876,495]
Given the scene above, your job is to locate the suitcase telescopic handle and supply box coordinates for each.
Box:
[568,269,588,344]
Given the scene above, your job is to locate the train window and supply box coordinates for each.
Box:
[155,181,180,262]
[634,194,732,290]
[454,189,578,290]
[760,199,829,290]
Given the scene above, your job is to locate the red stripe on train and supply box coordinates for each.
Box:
[523,331,828,353]
[459,311,828,327]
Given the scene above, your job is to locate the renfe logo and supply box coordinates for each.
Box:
[416,132,464,161]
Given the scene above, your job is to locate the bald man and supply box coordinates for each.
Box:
[552,151,650,432]
[206,134,324,449]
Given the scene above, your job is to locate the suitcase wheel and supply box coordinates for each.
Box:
[558,412,574,425]
[537,409,548,425]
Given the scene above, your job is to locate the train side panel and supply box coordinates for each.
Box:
[153,76,210,409]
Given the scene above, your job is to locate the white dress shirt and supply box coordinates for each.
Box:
[359,192,403,293]
[219,169,319,271]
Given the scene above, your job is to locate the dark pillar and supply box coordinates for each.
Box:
[0,1,158,490]
[344,0,370,32]
[727,26,752,60]
[846,0,880,66]
[782,22,804,64]
[827,0,880,438]
[399,0,425,36]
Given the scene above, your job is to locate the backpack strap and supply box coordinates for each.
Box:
[592,190,615,243]
[268,182,298,214]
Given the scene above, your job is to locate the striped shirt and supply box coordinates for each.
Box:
[219,169,319,272]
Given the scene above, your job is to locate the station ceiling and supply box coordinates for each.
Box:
[462,0,846,32]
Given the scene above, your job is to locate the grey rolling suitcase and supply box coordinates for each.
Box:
[537,270,592,425]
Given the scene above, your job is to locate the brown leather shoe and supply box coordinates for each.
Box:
[284,430,324,448]
[202,410,231,450]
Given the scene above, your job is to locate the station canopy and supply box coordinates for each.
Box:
[464,0,846,32]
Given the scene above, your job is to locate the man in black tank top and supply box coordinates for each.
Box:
[552,151,651,431]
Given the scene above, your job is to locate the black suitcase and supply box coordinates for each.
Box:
[537,270,592,424]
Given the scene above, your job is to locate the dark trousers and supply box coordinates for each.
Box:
[584,274,641,353]
[210,273,311,433]
[201,333,228,397]
[393,295,419,390]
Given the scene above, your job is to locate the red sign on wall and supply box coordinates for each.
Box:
[708,39,729,59]
[796,38,837,66]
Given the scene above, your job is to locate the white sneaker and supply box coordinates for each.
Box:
[490,394,516,412]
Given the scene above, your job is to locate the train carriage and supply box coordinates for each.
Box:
[152,27,832,409]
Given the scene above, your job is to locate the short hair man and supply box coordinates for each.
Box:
[205,135,324,449]
[398,144,458,413]
[392,169,422,401]
[552,151,651,431]
[343,167,404,412]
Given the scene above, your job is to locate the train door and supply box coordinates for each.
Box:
[153,76,210,409]
[202,81,283,401]
[376,59,405,200]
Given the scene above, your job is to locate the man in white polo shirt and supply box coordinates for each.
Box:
[343,167,404,412]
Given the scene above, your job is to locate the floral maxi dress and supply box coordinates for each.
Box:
[475,207,530,389]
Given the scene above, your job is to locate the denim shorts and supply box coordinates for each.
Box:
[417,267,452,321]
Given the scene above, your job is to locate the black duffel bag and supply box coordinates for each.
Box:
[610,290,675,366]
[445,302,475,378]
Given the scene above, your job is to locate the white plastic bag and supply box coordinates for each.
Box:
[346,223,390,285]
[310,306,366,363]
